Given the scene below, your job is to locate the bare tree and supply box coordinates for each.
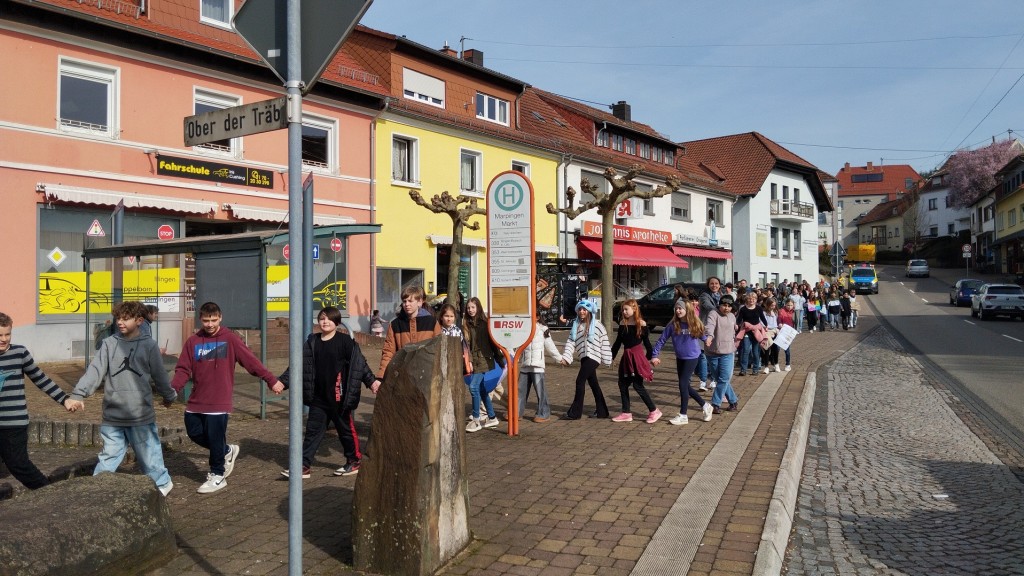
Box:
[547,165,681,329]
[409,190,485,310]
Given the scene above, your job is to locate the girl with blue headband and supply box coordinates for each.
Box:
[559,299,612,420]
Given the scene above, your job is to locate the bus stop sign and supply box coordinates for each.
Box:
[232,0,373,94]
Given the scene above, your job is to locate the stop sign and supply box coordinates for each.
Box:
[283,244,290,261]
[330,238,342,252]
[157,224,175,240]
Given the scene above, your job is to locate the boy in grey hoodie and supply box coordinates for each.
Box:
[66,301,177,496]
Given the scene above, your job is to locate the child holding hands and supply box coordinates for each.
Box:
[651,300,713,425]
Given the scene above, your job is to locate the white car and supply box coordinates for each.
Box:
[970,283,1024,321]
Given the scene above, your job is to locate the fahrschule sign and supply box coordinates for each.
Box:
[156,154,274,189]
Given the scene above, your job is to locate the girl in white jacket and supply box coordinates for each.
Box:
[517,322,562,422]
[560,300,612,420]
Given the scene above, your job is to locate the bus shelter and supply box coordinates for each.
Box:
[82,224,381,418]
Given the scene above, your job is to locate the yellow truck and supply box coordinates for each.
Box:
[847,244,876,264]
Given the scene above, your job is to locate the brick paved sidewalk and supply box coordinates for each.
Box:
[6,318,870,576]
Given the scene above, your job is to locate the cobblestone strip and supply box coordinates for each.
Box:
[631,372,786,576]
[784,327,1024,575]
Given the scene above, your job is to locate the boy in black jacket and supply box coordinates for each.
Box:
[278,307,380,478]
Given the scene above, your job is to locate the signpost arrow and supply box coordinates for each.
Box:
[232,0,374,94]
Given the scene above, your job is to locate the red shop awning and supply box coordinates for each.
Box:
[672,245,733,260]
[578,237,689,268]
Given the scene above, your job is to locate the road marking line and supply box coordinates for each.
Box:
[1004,334,1023,343]
[921,298,929,303]
[909,289,915,293]
[964,320,976,325]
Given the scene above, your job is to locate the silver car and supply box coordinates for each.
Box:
[905,259,930,278]
[970,283,1024,321]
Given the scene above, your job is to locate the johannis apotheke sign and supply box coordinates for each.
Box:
[156,154,274,189]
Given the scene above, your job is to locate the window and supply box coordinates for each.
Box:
[580,170,606,204]
[852,173,884,183]
[652,147,662,163]
[793,230,801,257]
[597,128,609,148]
[895,227,899,237]
[782,229,791,254]
[511,161,530,177]
[1010,210,1018,227]
[59,59,118,138]
[392,135,419,184]
[771,183,777,200]
[194,89,240,155]
[782,185,789,200]
[625,138,636,155]
[634,183,653,216]
[928,198,937,210]
[793,188,800,203]
[905,178,914,190]
[707,199,723,225]
[770,226,778,255]
[612,134,623,152]
[200,0,232,26]
[460,150,482,194]
[301,115,335,172]
[475,92,509,125]
[930,226,939,236]
[948,223,956,235]
[639,142,650,159]
[402,68,444,107]
[664,149,674,165]
[671,192,690,220]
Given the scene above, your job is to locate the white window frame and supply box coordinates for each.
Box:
[511,160,530,177]
[707,199,723,225]
[301,114,336,174]
[670,191,691,221]
[475,92,509,126]
[58,58,118,139]
[460,149,483,196]
[928,198,938,210]
[193,88,241,157]
[402,68,445,108]
[200,0,234,28]
[793,230,802,258]
[391,133,420,186]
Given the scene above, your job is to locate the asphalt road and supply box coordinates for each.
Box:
[866,265,1024,451]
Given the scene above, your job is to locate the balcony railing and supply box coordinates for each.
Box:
[770,199,814,219]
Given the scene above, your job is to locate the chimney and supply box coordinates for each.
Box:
[866,161,873,170]
[611,100,631,122]
[844,162,850,171]
[462,48,483,66]
[439,42,457,58]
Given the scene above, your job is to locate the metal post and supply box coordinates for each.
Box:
[303,177,313,335]
[285,0,304,572]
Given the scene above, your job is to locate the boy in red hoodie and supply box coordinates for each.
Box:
[171,302,283,494]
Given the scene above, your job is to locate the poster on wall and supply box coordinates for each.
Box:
[38,269,181,315]
[265,264,348,313]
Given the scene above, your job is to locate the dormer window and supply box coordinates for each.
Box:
[476,92,509,125]
[402,68,444,108]
[200,0,233,27]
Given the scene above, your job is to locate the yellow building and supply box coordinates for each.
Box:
[993,155,1024,274]
[346,27,560,315]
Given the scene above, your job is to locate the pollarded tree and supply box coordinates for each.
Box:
[945,140,1019,209]
[409,190,485,311]
[547,165,681,330]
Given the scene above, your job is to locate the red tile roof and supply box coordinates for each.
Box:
[857,196,913,225]
[834,162,922,200]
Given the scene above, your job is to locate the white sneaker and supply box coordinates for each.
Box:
[763,367,770,374]
[223,444,240,478]
[158,481,173,497]
[482,417,499,429]
[197,473,226,494]
[774,365,782,373]
[708,380,717,390]
[465,419,482,433]
[785,365,792,371]
[702,403,713,422]
[698,382,707,391]
[669,413,689,426]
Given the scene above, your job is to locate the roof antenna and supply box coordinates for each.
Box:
[460,35,470,58]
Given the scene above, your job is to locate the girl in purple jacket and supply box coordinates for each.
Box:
[651,300,714,425]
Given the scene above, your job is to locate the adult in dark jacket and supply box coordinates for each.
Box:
[278,307,380,478]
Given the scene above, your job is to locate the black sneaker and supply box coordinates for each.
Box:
[334,461,361,476]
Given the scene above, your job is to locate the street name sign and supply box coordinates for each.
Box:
[232,0,373,94]
[184,97,288,147]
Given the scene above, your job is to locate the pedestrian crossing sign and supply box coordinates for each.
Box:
[87,219,105,237]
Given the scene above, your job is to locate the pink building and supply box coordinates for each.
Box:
[1,0,387,360]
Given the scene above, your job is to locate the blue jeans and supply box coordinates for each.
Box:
[793,310,804,332]
[707,353,739,407]
[696,352,708,382]
[95,423,171,488]
[184,412,230,475]
[518,370,551,419]
[466,373,495,420]
[739,332,762,373]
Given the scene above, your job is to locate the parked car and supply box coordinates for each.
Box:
[970,283,1024,320]
[849,265,878,294]
[611,283,706,329]
[905,259,930,278]
[949,278,983,307]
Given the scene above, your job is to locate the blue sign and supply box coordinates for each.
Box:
[312,244,320,260]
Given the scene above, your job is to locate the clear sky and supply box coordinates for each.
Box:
[360,0,1024,178]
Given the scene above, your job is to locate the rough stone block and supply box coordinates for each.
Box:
[352,335,471,576]
[0,473,176,576]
